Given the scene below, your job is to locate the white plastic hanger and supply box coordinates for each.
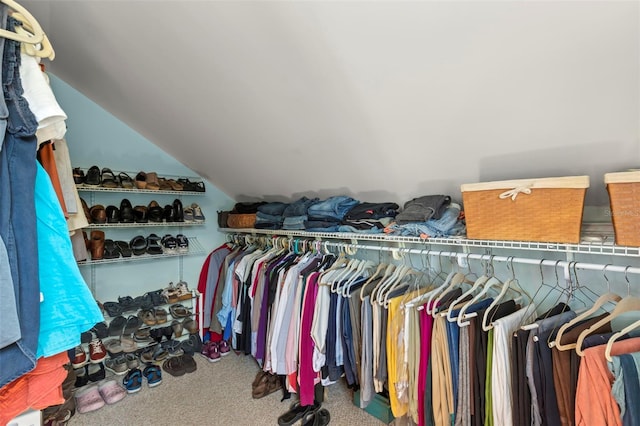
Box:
[370,264,397,304]
[446,258,491,323]
[605,316,640,361]
[552,265,621,350]
[0,1,43,45]
[359,263,386,301]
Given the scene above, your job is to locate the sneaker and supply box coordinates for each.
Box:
[191,203,205,222]
[105,356,128,375]
[175,234,189,253]
[122,368,143,394]
[218,340,231,356]
[88,339,107,363]
[75,385,105,414]
[72,345,88,368]
[97,379,127,404]
[201,341,220,363]
[142,365,163,387]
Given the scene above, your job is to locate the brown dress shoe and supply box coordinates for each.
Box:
[89,204,107,224]
[90,230,105,260]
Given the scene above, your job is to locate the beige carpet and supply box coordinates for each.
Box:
[69,352,385,425]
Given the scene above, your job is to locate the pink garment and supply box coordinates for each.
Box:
[298,272,321,406]
[575,336,640,426]
[418,301,435,426]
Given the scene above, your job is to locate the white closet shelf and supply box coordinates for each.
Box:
[78,237,206,266]
[218,228,640,258]
[77,185,203,196]
[85,221,205,229]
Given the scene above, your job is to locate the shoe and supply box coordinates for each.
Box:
[75,385,105,413]
[130,235,148,255]
[175,234,189,253]
[180,333,203,356]
[105,355,129,375]
[91,322,109,339]
[191,203,205,222]
[123,315,143,335]
[122,368,143,394]
[103,339,123,357]
[167,179,183,191]
[88,339,107,363]
[143,365,163,387]
[103,239,121,260]
[119,199,135,223]
[134,171,147,189]
[90,230,106,260]
[147,200,164,223]
[141,345,169,364]
[97,379,127,404]
[138,309,157,326]
[163,339,184,357]
[161,234,178,253]
[85,165,101,186]
[105,205,120,223]
[254,373,283,399]
[145,172,160,191]
[89,204,107,224]
[108,315,127,336]
[133,205,148,223]
[80,198,92,223]
[103,301,123,318]
[172,199,184,222]
[120,335,138,353]
[302,408,330,426]
[115,240,132,257]
[277,401,321,426]
[180,354,197,373]
[87,362,106,382]
[118,172,134,189]
[146,233,163,255]
[72,167,85,184]
[154,308,168,324]
[134,327,153,343]
[183,206,194,222]
[74,366,89,388]
[202,341,220,363]
[101,168,119,188]
[157,177,172,191]
[125,353,140,370]
[182,317,198,335]
[72,345,88,369]
[218,340,231,356]
[169,303,191,318]
[175,281,192,301]
[162,356,186,377]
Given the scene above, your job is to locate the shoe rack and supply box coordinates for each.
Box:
[76,172,207,296]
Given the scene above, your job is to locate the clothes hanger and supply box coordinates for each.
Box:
[359,262,386,300]
[482,257,529,331]
[420,254,458,313]
[0,0,44,45]
[446,256,491,322]
[430,260,470,318]
[519,260,570,331]
[375,264,407,306]
[455,257,503,326]
[342,259,375,296]
[551,264,621,350]
[383,267,422,308]
[370,263,397,304]
[576,267,640,356]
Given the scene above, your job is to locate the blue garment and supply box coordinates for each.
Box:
[0,235,18,349]
[282,197,319,217]
[0,13,41,388]
[203,244,232,329]
[282,215,307,230]
[342,296,358,386]
[337,225,384,234]
[305,226,341,233]
[258,202,289,216]
[307,196,360,221]
[389,203,465,238]
[612,353,640,426]
[36,163,104,357]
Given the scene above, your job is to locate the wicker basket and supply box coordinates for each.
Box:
[461,176,589,243]
[605,171,640,246]
[226,213,256,229]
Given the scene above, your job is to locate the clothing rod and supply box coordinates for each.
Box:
[227,233,640,275]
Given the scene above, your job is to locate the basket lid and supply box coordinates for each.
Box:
[605,171,640,184]
[461,175,590,192]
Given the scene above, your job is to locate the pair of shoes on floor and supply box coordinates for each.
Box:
[80,322,108,344]
[105,353,139,375]
[75,380,127,413]
[252,371,282,399]
[74,362,106,388]
[162,353,197,377]
[277,401,326,425]
[200,340,230,363]
[74,339,107,367]
[122,365,162,393]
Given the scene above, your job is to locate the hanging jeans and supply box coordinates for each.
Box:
[0,14,41,388]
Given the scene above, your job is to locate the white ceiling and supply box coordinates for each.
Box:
[22,1,639,206]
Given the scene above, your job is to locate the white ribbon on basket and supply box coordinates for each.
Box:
[499,185,532,201]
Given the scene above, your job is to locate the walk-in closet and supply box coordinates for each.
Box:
[2,1,639,425]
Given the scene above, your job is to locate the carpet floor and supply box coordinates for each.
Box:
[69,352,385,425]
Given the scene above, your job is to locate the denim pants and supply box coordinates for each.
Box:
[0,14,41,388]
[307,196,359,221]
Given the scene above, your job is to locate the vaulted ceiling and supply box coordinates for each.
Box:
[21,1,639,206]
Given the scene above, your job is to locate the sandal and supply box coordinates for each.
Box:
[103,239,120,259]
[101,168,119,188]
[182,317,198,334]
[147,234,163,255]
[176,234,189,253]
[145,172,160,190]
[135,171,147,189]
[169,303,191,318]
[277,400,320,425]
[162,283,180,304]
[138,309,157,326]
[171,319,184,338]
[120,199,135,223]
[167,179,183,191]
[115,240,132,257]
[129,235,147,255]
[157,177,172,191]
[254,373,283,400]
[73,167,85,184]
[103,301,123,317]
[85,165,101,186]
[154,308,168,324]
[118,172,134,189]
[175,281,192,301]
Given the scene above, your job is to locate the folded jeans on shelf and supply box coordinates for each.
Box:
[257,202,289,216]
[282,197,320,217]
[282,215,308,230]
[306,196,360,221]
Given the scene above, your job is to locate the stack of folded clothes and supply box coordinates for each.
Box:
[339,202,399,233]
[255,202,289,230]
[386,195,466,238]
[282,197,320,230]
[304,196,360,232]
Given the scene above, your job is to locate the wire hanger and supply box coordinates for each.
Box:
[551,264,621,350]
[576,267,640,357]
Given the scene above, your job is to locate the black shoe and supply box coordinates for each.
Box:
[277,401,321,426]
[86,363,106,382]
[108,315,127,336]
[130,235,147,255]
[146,234,163,255]
[85,165,101,186]
[105,205,120,223]
[120,199,135,223]
[172,199,184,222]
[91,322,108,339]
[74,366,89,388]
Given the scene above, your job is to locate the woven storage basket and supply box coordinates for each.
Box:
[226,213,256,229]
[605,171,640,246]
[461,176,589,243]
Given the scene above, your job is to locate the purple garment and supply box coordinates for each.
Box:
[255,255,287,361]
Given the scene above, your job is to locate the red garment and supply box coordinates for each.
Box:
[37,142,67,218]
[298,272,321,406]
[0,353,68,425]
[196,251,214,337]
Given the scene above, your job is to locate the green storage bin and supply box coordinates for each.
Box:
[352,390,395,424]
